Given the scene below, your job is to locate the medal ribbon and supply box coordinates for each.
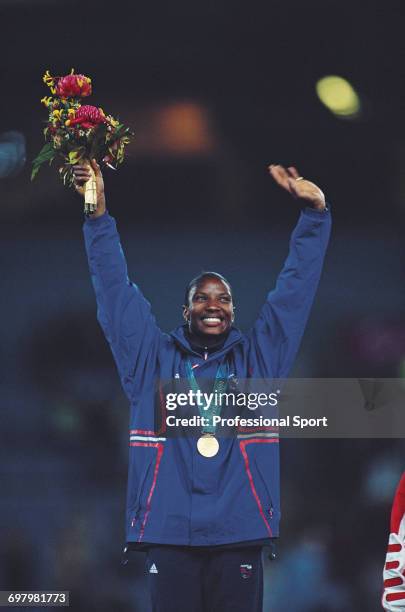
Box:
[185,359,229,434]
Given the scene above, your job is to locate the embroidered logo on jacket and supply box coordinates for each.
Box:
[240,563,252,579]
[149,563,158,574]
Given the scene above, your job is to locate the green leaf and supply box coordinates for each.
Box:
[31,143,56,180]
[32,142,55,164]
[68,148,85,164]
[31,165,41,181]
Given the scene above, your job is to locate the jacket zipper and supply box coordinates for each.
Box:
[255,459,274,517]
[131,459,153,527]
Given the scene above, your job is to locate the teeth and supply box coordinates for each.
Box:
[203,317,221,322]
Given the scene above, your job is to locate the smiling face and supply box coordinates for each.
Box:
[183,275,234,337]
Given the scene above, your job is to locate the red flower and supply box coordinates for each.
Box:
[68,105,108,129]
[56,74,92,98]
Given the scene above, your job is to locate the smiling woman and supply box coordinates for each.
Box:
[183,272,235,338]
[73,160,331,612]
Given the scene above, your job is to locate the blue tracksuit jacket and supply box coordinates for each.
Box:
[83,206,331,546]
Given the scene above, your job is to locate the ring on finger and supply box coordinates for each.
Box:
[295,176,304,181]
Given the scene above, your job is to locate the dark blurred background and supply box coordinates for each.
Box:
[0,0,404,610]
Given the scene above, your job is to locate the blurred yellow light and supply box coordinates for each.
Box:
[158,103,214,153]
[316,75,360,117]
[131,102,216,157]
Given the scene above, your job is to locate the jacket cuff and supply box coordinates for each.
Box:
[303,202,331,219]
[83,210,111,229]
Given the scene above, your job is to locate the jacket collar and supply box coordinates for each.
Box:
[170,324,243,362]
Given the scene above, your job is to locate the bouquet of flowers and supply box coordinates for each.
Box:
[32,69,133,213]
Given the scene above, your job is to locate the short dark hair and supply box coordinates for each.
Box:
[184,271,232,307]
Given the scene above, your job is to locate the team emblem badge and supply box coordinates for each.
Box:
[240,563,252,579]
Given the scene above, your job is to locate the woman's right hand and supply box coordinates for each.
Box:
[73,158,106,218]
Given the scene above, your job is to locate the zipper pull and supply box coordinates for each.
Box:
[204,348,208,361]
[121,545,129,566]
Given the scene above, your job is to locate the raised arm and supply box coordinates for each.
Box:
[248,164,331,378]
[75,160,162,400]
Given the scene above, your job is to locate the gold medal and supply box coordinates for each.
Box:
[197,434,219,458]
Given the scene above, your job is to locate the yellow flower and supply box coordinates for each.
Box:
[65,108,75,126]
[68,108,76,117]
[41,96,53,107]
[43,70,55,89]
[107,114,119,127]
[52,109,62,121]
